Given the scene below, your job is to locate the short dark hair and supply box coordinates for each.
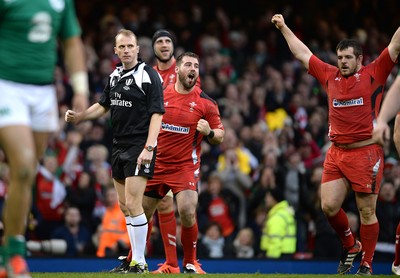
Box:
[267,187,284,202]
[336,39,363,57]
[176,52,199,66]
[114,29,137,46]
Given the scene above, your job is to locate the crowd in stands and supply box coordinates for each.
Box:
[1,0,400,260]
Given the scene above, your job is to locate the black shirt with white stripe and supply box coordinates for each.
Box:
[99,61,165,140]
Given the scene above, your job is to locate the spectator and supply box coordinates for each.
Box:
[198,222,232,259]
[282,149,314,252]
[233,227,255,258]
[34,153,67,240]
[217,127,254,230]
[260,187,296,259]
[198,171,240,241]
[310,167,341,259]
[95,187,130,258]
[51,206,93,256]
[375,180,400,261]
[65,171,97,233]
[84,144,111,175]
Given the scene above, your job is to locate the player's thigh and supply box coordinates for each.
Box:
[320,178,349,216]
[156,192,174,213]
[143,194,160,220]
[113,179,127,213]
[33,131,52,161]
[0,125,36,169]
[0,79,30,128]
[342,145,383,194]
[125,176,147,200]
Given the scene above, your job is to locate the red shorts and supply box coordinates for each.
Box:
[322,144,383,194]
[145,166,200,198]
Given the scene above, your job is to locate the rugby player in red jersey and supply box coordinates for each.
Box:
[272,13,400,275]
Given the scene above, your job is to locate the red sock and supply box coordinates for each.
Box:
[146,219,153,242]
[127,249,132,262]
[394,222,400,265]
[158,211,178,267]
[360,222,379,269]
[327,208,355,249]
[181,222,198,266]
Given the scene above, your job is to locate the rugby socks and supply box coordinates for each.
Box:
[359,222,379,270]
[146,219,153,242]
[6,236,25,257]
[126,249,132,262]
[327,208,355,249]
[158,211,178,267]
[181,222,198,266]
[125,216,135,261]
[126,214,148,264]
[394,222,400,265]
[123,218,152,262]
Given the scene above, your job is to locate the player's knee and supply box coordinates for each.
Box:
[12,165,36,186]
[321,202,340,217]
[178,205,196,225]
[156,196,173,213]
[358,206,376,222]
[143,203,157,220]
[118,200,129,216]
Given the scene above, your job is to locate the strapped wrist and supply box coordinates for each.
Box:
[70,71,89,96]
[207,129,215,139]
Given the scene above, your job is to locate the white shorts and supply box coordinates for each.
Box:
[0,79,58,132]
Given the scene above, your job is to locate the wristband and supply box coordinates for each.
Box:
[70,71,89,96]
[207,129,215,139]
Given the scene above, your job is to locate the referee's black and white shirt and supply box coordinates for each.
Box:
[99,60,165,140]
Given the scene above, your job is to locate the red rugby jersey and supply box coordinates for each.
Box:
[308,48,395,144]
[156,84,223,169]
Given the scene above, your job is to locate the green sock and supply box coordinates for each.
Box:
[0,246,6,266]
[6,235,26,257]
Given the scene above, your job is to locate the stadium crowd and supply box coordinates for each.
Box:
[1,0,400,261]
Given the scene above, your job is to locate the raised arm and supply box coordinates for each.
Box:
[271,14,313,69]
[63,36,90,113]
[373,73,400,145]
[387,27,400,62]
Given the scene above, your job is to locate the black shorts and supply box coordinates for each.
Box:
[111,137,157,180]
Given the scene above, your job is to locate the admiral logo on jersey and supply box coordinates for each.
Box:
[161,122,189,134]
[333,97,363,108]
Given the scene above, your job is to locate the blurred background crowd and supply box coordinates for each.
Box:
[1,0,400,261]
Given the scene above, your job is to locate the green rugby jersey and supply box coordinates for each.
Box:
[0,0,81,84]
